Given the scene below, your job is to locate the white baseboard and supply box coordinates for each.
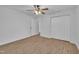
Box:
[0,33,39,45]
[40,34,79,48]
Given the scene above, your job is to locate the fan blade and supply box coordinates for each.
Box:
[33,5,37,8]
[42,8,48,10]
[37,5,40,8]
[33,5,39,8]
[41,12,45,14]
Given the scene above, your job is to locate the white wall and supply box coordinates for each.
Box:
[75,6,79,47]
[39,15,51,37]
[31,16,39,35]
[0,6,39,45]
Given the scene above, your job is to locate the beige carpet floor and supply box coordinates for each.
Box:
[0,35,79,54]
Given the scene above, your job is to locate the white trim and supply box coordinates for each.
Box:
[0,33,39,45]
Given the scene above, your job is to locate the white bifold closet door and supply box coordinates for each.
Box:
[51,15,71,41]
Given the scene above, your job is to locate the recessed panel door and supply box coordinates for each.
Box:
[51,15,70,41]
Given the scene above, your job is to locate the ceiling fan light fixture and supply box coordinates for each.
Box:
[34,10,42,15]
[38,11,42,14]
[25,5,48,15]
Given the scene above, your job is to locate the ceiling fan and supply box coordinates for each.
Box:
[25,5,48,15]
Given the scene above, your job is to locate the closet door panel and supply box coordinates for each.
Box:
[51,15,70,41]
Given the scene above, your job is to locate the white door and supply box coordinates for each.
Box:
[51,15,70,41]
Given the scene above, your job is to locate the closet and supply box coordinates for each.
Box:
[39,14,71,41]
[50,15,71,41]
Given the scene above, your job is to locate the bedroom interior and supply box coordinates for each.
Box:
[0,5,79,54]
